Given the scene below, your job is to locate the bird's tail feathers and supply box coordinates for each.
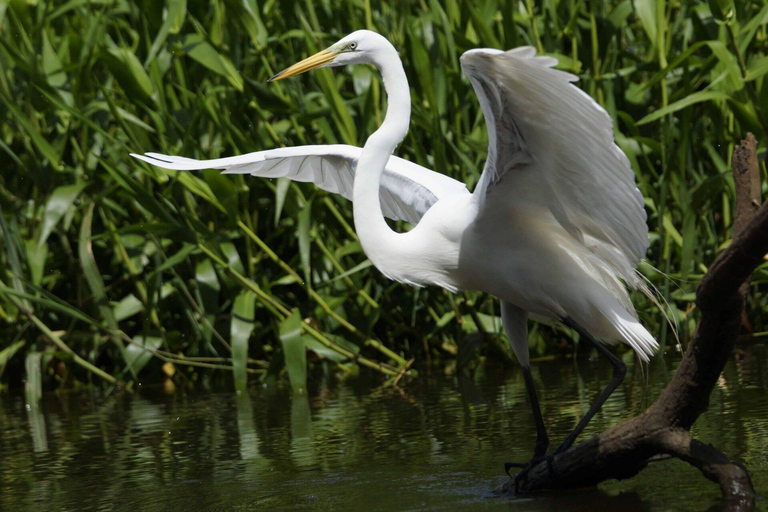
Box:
[631,262,681,353]
[611,311,659,363]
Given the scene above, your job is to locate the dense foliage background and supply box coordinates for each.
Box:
[0,0,766,396]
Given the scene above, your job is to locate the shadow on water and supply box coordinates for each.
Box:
[0,345,765,511]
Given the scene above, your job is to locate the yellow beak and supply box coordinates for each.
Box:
[268,49,338,82]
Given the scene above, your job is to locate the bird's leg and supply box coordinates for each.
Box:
[503,365,549,479]
[521,365,549,458]
[553,317,627,455]
[504,364,553,492]
[501,302,549,476]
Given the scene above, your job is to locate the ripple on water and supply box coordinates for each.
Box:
[0,345,766,511]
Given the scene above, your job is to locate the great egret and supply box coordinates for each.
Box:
[133,30,657,481]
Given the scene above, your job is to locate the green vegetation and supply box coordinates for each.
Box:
[0,0,766,394]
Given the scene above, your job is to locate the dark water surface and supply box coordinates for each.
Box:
[1,346,766,511]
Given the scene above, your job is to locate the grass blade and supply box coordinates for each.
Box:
[231,289,256,392]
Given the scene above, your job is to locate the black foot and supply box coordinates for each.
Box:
[505,454,555,494]
[503,455,545,476]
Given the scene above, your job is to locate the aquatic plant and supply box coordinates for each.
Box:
[0,0,766,393]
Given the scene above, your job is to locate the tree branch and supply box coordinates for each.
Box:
[656,428,754,509]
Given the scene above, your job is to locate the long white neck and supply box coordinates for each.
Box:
[352,43,411,271]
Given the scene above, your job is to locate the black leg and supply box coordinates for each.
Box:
[503,365,549,479]
[521,365,549,458]
[554,317,627,455]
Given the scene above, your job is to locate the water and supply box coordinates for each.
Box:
[1,346,766,511]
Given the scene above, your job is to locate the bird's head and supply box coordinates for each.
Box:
[268,30,390,82]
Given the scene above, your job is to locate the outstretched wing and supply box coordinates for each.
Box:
[460,47,649,282]
[132,145,469,225]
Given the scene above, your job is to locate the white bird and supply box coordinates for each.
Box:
[132,30,657,481]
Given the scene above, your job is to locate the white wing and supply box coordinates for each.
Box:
[460,47,649,283]
[132,145,469,225]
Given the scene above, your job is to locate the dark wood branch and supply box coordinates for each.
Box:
[731,134,760,331]
[657,197,768,429]
[732,134,761,238]
[500,135,763,506]
[656,428,754,509]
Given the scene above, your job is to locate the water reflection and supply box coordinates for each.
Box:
[26,401,47,453]
[235,392,260,462]
[0,345,765,511]
[290,392,314,467]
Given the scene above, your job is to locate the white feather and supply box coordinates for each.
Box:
[132,145,469,226]
[460,47,649,289]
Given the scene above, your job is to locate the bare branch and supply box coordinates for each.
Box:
[656,428,754,509]
[732,134,761,238]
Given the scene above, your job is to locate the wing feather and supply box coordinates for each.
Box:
[460,48,649,283]
[132,145,469,225]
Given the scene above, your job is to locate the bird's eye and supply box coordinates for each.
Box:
[349,42,357,50]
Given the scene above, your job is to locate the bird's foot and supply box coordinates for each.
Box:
[504,454,555,494]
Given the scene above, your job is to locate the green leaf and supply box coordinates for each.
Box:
[113,294,143,322]
[608,0,633,29]
[146,0,187,65]
[707,0,734,22]
[25,352,43,405]
[124,335,163,375]
[0,340,25,375]
[114,284,174,321]
[180,34,244,91]
[738,3,768,54]
[101,159,184,229]
[103,47,154,103]
[0,97,61,168]
[0,283,101,327]
[662,213,684,247]
[337,240,363,257]
[176,172,228,213]
[746,56,768,82]
[279,308,307,394]
[196,258,220,313]
[351,65,373,96]
[78,203,119,330]
[39,182,87,247]
[194,256,219,345]
[637,91,732,125]
[639,41,709,92]
[460,313,503,334]
[220,242,246,275]
[464,2,500,48]
[680,212,697,281]
[705,41,742,93]
[41,30,66,88]
[237,0,268,50]
[298,198,312,285]
[24,239,47,287]
[0,205,30,312]
[545,52,582,74]
[274,177,291,226]
[323,259,372,285]
[148,243,196,279]
[304,333,357,363]
[408,27,436,113]
[231,289,256,392]
[295,25,356,144]
[203,169,239,221]
[167,0,187,33]
[634,0,658,47]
